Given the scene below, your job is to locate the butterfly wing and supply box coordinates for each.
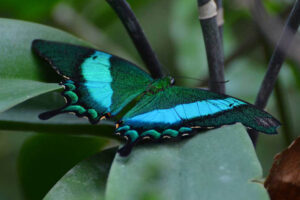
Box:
[32,40,153,123]
[116,86,280,155]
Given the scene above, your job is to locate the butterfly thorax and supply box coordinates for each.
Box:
[146,76,174,95]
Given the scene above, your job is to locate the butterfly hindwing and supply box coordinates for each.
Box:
[33,40,153,122]
[116,86,280,155]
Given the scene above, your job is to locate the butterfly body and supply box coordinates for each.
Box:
[32,40,280,156]
[145,76,174,94]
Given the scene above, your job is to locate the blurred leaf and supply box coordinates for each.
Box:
[170,0,208,86]
[18,133,109,200]
[0,131,33,200]
[76,0,157,28]
[0,79,60,113]
[105,124,269,200]
[262,0,290,14]
[44,148,117,200]
[256,133,286,176]
[0,18,88,81]
[0,0,59,21]
[0,18,89,113]
[287,61,300,91]
[225,58,266,101]
[264,136,300,200]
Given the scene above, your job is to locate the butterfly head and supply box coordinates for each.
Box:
[147,76,174,94]
[160,76,175,86]
[168,76,175,85]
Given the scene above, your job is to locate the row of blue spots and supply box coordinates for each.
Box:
[81,51,113,111]
[125,97,246,127]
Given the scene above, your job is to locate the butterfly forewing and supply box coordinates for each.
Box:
[32,40,153,123]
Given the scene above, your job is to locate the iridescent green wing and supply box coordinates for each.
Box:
[116,86,280,156]
[32,39,153,123]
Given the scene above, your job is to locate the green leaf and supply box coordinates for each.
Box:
[0,18,87,80]
[44,148,117,200]
[0,18,89,112]
[0,79,60,113]
[0,0,60,22]
[18,133,109,200]
[105,124,269,200]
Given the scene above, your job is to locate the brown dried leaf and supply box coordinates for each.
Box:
[265,136,300,200]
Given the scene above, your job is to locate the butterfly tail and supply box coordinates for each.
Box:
[118,142,136,157]
[117,130,140,157]
[39,108,65,120]
[238,106,281,134]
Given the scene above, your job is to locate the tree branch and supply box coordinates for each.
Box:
[106,0,164,79]
[198,0,225,94]
[215,0,224,42]
[249,0,300,145]
[249,0,300,66]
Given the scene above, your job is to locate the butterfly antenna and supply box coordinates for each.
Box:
[173,75,229,84]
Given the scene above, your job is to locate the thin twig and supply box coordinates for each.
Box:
[249,0,300,68]
[255,1,300,109]
[198,0,225,94]
[249,0,300,145]
[215,0,223,42]
[106,0,164,79]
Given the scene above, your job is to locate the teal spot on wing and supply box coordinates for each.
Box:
[62,105,86,114]
[125,97,246,127]
[64,91,78,104]
[116,125,130,132]
[141,130,161,139]
[162,129,179,137]
[81,51,113,111]
[125,130,139,142]
[81,51,112,81]
[64,83,76,91]
[87,109,98,119]
[179,127,192,133]
[83,82,113,111]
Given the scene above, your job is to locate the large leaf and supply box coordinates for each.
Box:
[18,133,109,200]
[0,18,89,113]
[0,79,59,112]
[105,124,269,200]
[44,148,117,200]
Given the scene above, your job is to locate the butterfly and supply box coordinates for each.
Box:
[32,39,280,156]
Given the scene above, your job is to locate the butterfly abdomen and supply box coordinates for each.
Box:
[145,76,173,94]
